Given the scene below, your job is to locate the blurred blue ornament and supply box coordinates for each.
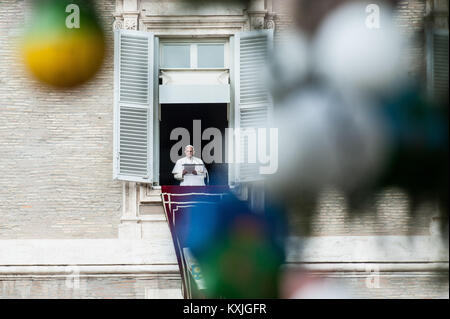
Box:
[175,192,287,298]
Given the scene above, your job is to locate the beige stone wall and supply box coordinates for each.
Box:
[0,271,446,298]
[0,0,122,239]
[290,272,449,298]
[396,0,427,78]
[0,275,181,299]
[288,188,435,236]
[272,0,296,36]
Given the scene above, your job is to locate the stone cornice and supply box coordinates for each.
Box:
[283,262,449,273]
[114,0,275,32]
[0,264,180,278]
[140,15,250,35]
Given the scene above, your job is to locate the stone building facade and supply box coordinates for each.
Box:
[0,0,448,298]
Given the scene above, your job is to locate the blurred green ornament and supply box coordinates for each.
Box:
[22,0,105,88]
[178,193,287,299]
[200,232,283,299]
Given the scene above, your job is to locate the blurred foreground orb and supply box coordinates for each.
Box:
[22,0,105,88]
[272,88,389,195]
[176,194,287,298]
[314,2,408,94]
[268,31,310,99]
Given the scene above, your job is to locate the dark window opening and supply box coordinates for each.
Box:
[159,103,228,185]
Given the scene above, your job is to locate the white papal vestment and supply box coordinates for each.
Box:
[172,156,207,186]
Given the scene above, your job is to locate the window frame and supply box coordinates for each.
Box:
[160,44,192,69]
[159,39,229,70]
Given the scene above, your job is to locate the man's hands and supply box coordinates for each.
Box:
[182,169,197,176]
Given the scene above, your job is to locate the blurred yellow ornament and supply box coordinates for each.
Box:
[23,33,105,88]
[22,0,105,88]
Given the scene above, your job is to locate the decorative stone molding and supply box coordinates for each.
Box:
[139,20,147,31]
[265,19,275,30]
[247,0,267,30]
[124,16,138,30]
[140,15,249,36]
[250,14,266,30]
[119,0,275,35]
[265,12,276,30]
[116,0,140,30]
[243,18,251,32]
[113,0,125,30]
[138,0,252,35]
[0,265,180,276]
[113,17,124,30]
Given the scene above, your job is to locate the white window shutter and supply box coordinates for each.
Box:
[234,29,274,183]
[113,29,154,183]
[432,32,449,101]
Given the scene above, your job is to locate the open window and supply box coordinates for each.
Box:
[113,28,274,186]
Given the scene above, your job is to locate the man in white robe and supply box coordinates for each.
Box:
[172,145,207,186]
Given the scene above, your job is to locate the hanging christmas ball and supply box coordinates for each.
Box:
[176,194,287,298]
[22,0,105,88]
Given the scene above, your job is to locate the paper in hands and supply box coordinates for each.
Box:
[183,164,204,174]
